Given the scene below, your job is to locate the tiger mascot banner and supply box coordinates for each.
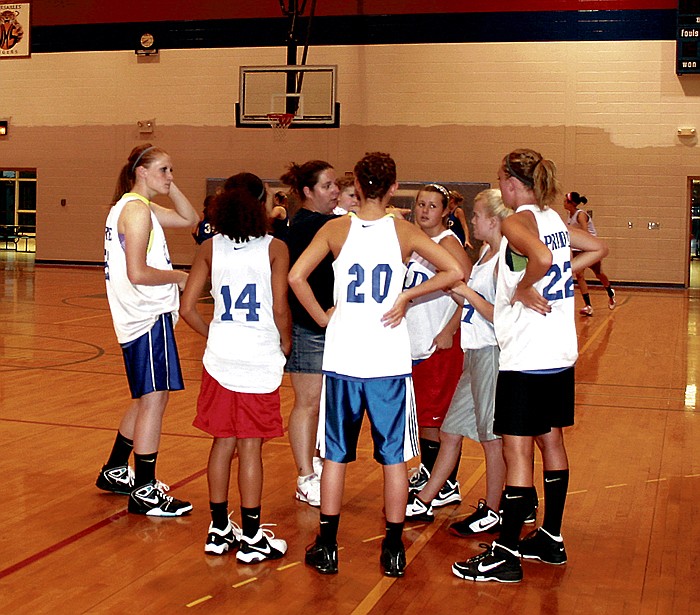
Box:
[0,3,29,57]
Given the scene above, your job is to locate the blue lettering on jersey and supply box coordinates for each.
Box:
[542,230,570,251]
[403,261,429,290]
[347,263,393,304]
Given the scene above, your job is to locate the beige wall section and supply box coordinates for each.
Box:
[1,41,697,284]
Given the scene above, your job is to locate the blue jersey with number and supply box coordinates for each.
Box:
[203,234,285,393]
[323,214,411,379]
[494,204,577,371]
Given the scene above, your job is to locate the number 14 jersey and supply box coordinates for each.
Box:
[323,214,411,379]
[204,234,285,393]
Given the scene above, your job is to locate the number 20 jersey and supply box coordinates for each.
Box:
[323,214,411,379]
[204,234,285,393]
[494,204,578,372]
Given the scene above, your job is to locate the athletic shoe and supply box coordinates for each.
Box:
[204,518,242,556]
[431,479,462,507]
[296,472,321,507]
[96,464,134,495]
[312,456,324,477]
[408,463,430,491]
[305,536,339,575]
[608,288,617,310]
[449,499,500,536]
[405,492,434,522]
[380,539,406,578]
[451,542,523,583]
[579,305,593,316]
[128,481,193,517]
[519,527,567,565]
[236,525,287,563]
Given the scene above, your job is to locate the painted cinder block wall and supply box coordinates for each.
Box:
[0,2,696,285]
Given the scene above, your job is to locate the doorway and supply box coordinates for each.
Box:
[0,169,37,253]
[690,178,700,288]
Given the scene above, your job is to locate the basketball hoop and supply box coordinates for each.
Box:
[267,113,295,141]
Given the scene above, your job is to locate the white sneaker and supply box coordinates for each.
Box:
[204,517,242,555]
[236,525,287,563]
[608,288,616,310]
[296,473,321,507]
[579,305,593,316]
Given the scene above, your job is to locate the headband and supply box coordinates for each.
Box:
[505,156,541,189]
[425,183,451,201]
[131,146,155,173]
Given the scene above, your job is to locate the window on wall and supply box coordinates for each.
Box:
[0,169,37,252]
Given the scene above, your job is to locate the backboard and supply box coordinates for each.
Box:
[236,65,339,128]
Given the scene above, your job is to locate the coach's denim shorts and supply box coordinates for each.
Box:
[285,323,326,374]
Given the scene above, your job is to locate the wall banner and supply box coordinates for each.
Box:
[0,3,30,58]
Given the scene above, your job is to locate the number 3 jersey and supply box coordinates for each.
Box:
[494,204,578,372]
[204,234,285,393]
[323,214,411,379]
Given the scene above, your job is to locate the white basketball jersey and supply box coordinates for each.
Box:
[495,205,578,371]
[104,192,179,344]
[567,208,597,236]
[203,234,285,393]
[404,229,460,361]
[460,244,498,350]
[323,215,411,379]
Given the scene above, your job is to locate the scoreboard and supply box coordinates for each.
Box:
[678,1,700,74]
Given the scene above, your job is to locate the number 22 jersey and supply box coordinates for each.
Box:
[323,214,411,379]
[494,204,578,372]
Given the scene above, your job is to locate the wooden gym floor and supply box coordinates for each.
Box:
[0,257,698,614]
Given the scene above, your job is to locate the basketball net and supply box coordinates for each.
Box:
[267,113,294,142]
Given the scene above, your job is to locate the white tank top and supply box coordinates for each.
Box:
[494,205,578,371]
[460,244,498,350]
[404,229,460,361]
[323,214,411,378]
[203,234,285,393]
[567,208,597,236]
[104,192,179,344]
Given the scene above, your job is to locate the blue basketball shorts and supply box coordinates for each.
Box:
[120,313,184,399]
[318,373,419,465]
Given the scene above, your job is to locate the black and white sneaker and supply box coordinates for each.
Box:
[380,539,406,578]
[519,527,567,565]
[128,481,192,517]
[96,464,134,495]
[236,526,287,563]
[408,463,430,491]
[449,499,500,536]
[405,492,434,522]
[431,479,462,507]
[204,518,242,555]
[305,536,339,575]
[452,542,523,583]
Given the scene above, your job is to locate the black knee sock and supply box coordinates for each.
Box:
[106,431,133,468]
[385,521,404,548]
[210,501,229,530]
[319,513,340,545]
[498,485,537,551]
[419,438,440,473]
[542,469,569,536]
[605,285,614,298]
[582,293,591,307]
[133,451,157,488]
[241,506,261,538]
